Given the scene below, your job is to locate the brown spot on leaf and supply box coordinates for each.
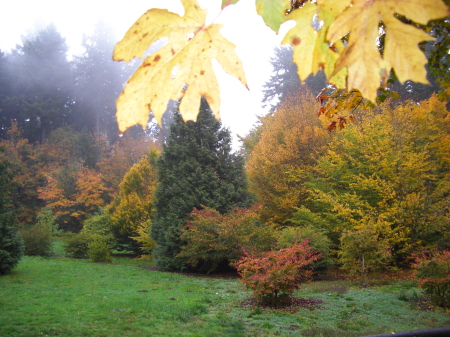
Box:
[200,70,205,75]
[292,37,301,46]
[154,55,161,62]
[137,290,149,292]
[143,33,148,38]
[171,48,175,56]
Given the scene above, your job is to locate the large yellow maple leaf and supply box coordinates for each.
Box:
[113,0,248,133]
[281,0,350,89]
[255,0,291,33]
[327,0,449,102]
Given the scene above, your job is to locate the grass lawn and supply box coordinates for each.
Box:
[1,254,449,337]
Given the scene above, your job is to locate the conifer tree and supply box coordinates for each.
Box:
[0,147,24,274]
[152,98,252,271]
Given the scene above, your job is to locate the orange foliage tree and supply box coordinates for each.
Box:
[0,122,46,225]
[38,165,108,231]
[97,132,159,199]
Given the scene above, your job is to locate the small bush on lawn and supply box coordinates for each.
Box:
[62,232,92,258]
[83,210,113,237]
[20,208,56,257]
[82,210,116,249]
[415,250,450,307]
[234,240,321,306]
[88,236,112,263]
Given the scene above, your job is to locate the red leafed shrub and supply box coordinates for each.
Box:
[234,240,321,306]
[415,250,450,307]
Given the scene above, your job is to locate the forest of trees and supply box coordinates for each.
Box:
[0,8,449,291]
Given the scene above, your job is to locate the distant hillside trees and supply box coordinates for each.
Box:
[3,24,74,143]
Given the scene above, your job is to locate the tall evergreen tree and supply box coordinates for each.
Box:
[152,99,252,271]
[262,46,326,111]
[0,146,24,275]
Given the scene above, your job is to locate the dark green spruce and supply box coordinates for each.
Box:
[0,147,24,275]
[152,99,252,272]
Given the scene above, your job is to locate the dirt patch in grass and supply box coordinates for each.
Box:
[111,253,140,259]
[140,265,159,271]
[241,296,325,311]
[140,264,240,279]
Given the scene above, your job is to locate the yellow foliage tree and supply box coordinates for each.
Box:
[302,95,450,265]
[108,148,159,253]
[246,90,329,225]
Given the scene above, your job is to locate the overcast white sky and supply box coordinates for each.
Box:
[0,0,287,147]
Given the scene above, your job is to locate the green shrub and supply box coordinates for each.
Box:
[37,207,60,236]
[0,222,24,275]
[339,223,392,276]
[415,251,450,307]
[20,208,59,257]
[178,205,274,273]
[88,236,112,263]
[276,225,334,271]
[234,240,321,306]
[82,210,115,248]
[130,219,155,261]
[62,232,92,258]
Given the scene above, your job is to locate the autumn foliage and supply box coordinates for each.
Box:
[107,148,159,253]
[246,90,328,225]
[38,166,108,231]
[234,240,321,306]
[178,205,274,273]
[415,251,450,308]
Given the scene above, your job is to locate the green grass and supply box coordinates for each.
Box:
[1,255,449,337]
